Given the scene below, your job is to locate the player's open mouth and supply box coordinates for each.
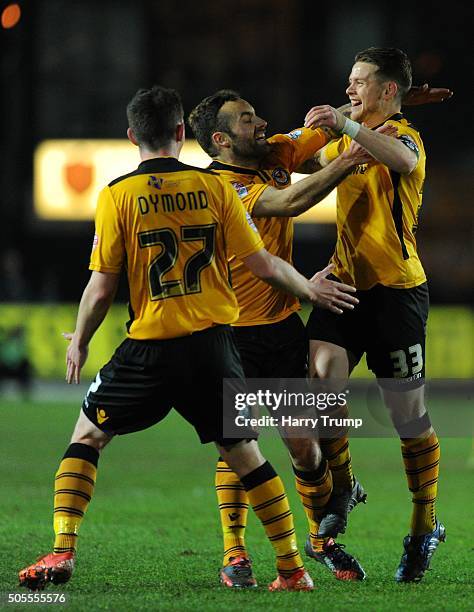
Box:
[350,100,362,107]
[255,133,267,142]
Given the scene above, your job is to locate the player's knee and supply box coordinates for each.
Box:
[288,438,321,471]
[70,411,112,451]
[310,341,349,379]
[382,385,426,427]
[217,439,265,478]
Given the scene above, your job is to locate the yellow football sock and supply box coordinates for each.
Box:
[320,403,354,491]
[320,436,354,491]
[294,460,333,552]
[401,430,440,535]
[241,461,303,578]
[53,443,98,554]
[215,458,249,565]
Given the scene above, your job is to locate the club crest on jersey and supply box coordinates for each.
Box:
[286,129,302,140]
[148,175,164,189]
[272,167,291,186]
[231,181,248,199]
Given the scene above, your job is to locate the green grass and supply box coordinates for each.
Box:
[1,400,473,611]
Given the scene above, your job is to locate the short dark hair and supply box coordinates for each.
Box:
[188,90,241,156]
[126,85,183,150]
[354,47,412,99]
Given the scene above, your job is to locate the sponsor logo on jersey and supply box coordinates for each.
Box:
[398,135,419,157]
[245,211,259,233]
[272,167,291,186]
[286,129,302,140]
[231,181,248,198]
[92,234,99,249]
[148,175,164,189]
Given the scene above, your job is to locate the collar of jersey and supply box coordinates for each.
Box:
[208,160,261,176]
[372,112,404,130]
[137,157,184,173]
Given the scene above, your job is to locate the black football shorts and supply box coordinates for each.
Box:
[81,325,256,445]
[233,312,308,378]
[306,281,429,387]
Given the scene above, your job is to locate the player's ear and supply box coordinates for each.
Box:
[212,131,231,150]
[127,128,139,147]
[384,81,398,100]
[176,122,185,143]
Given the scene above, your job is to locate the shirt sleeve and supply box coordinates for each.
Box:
[321,137,347,164]
[221,180,264,260]
[89,186,125,273]
[229,182,269,216]
[392,122,422,161]
[269,127,330,172]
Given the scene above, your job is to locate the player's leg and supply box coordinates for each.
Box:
[18,410,112,591]
[369,283,444,582]
[214,325,260,576]
[177,325,313,591]
[19,338,173,591]
[217,439,313,592]
[307,301,367,539]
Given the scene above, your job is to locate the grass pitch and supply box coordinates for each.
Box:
[1,399,473,611]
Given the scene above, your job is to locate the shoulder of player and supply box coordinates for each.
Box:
[107,158,218,188]
[384,113,420,134]
[207,160,270,186]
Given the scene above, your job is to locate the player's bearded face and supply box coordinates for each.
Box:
[346,62,386,124]
[221,100,271,162]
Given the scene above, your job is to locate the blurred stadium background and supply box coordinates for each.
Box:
[0,2,473,608]
[0,0,472,387]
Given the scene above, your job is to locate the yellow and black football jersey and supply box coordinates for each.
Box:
[324,114,426,290]
[209,127,329,325]
[90,157,264,339]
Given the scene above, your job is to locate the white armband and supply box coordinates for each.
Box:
[341,118,361,139]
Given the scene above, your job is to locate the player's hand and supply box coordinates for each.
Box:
[304,105,346,132]
[343,139,372,165]
[308,264,358,314]
[403,83,453,105]
[62,332,88,384]
[376,124,398,137]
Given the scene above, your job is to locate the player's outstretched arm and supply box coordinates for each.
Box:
[242,251,358,314]
[305,105,417,174]
[403,83,453,105]
[252,145,371,218]
[63,271,119,384]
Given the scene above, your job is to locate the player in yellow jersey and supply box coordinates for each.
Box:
[304,47,445,583]
[18,86,360,593]
[189,91,380,585]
